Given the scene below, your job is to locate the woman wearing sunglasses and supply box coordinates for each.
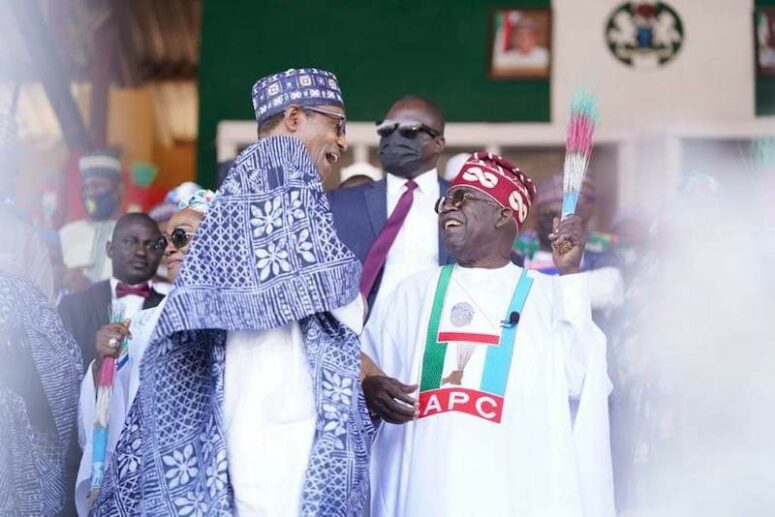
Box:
[74,189,215,516]
[163,189,216,280]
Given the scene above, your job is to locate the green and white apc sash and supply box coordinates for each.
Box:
[418,264,533,423]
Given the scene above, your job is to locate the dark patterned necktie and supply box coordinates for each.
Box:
[360,180,417,298]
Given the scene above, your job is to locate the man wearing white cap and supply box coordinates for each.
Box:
[59,150,124,290]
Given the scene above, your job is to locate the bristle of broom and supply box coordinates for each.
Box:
[562,89,598,218]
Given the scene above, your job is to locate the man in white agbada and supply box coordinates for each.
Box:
[59,150,124,291]
[74,190,214,515]
[362,152,614,516]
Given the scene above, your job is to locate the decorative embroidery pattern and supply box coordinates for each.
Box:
[0,272,82,515]
[93,137,372,516]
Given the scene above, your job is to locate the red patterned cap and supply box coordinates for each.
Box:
[450,152,537,228]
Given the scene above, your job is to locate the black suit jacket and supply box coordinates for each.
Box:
[327,176,453,308]
[58,280,164,370]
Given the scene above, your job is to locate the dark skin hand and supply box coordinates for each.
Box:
[92,320,132,384]
[361,353,418,423]
[548,214,585,275]
[362,375,418,424]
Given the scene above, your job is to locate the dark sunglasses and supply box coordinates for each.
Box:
[162,228,196,250]
[435,189,501,213]
[301,106,347,136]
[376,119,441,139]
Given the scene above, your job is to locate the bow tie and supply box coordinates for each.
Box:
[116,282,152,299]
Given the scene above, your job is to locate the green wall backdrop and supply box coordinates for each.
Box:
[197,1,550,187]
[198,1,773,186]
[757,0,775,117]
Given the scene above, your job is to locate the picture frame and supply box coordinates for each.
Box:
[755,8,775,77]
[488,8,553,80]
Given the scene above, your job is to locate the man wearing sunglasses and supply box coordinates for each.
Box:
[329,94,452,313]
[362,153,614,517]
[59,212,165,373]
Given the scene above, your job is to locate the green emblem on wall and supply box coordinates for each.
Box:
[605,2,684,68]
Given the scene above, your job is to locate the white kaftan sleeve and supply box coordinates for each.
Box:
[586,267,625,313]
[331,294,365,335]
[362,283,416,382]
[554,273,607,398]
[554,273,615,517]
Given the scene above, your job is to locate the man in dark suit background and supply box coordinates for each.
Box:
[328,95,453,312]
[58,212,165,372]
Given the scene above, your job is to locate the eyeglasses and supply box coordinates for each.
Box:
[119,236,166,252]
[435,189,501,213]
[301,106,347,136]
[162,228,196,250]
[376,119,441,139]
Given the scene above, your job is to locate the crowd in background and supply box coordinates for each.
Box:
[2,68,774,516]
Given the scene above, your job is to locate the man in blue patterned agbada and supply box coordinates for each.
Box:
[92,68,373,516]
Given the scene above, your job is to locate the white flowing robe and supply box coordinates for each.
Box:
[363,263,614,517]
[223,297,364,517]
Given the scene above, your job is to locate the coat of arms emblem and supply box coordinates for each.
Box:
[605,1,684,68]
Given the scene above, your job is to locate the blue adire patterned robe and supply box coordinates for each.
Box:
[93,136,374,516]
[0,271,83,515]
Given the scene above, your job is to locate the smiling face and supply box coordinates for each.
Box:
[163,207,205,281]
[439,186,516,266]
[283,104,348,181]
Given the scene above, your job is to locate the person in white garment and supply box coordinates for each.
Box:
[148,181,205,294]
[363,152,614,517]
[92,68,373,517]
[59,149,124,292]
[74,190,214,516]
[493,15,550,70]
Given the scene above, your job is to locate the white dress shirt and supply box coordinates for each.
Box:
[373,169,440,310]
[109,277,152,320]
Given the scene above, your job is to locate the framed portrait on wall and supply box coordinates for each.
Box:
[489,8,552,80]
[755,8,775,76]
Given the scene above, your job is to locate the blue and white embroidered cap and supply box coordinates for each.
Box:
[251,68,344,125]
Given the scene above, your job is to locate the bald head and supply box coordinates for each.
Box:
[112,212,159,240]
[386,95,445,135]
[378,95,446,179]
